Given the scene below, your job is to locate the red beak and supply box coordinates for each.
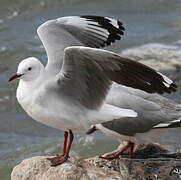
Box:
[8,73,22,82]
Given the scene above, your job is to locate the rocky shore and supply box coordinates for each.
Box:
[11,143,181,180]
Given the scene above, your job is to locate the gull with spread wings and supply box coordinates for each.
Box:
[9,16,177,166]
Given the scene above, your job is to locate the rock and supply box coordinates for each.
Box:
[11,156,121,180]
[120,43,181,71]
[11,143,181,180]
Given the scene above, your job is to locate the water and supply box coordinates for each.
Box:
[1,0,181,179]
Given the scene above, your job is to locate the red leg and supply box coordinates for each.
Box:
[47,131,68,162]
[86,126,97,134]
[99,141,135,160]
[64,130,74,157]
[62,131,68,156]
[129,142,135,159]
[47,130,74,166]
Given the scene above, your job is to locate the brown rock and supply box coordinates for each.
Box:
[89,157,181,180]
[11,143,181,180]
[11,156,122,180]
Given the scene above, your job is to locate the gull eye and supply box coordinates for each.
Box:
[28,67,32,71]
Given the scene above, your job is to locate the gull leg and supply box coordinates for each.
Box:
[86,126,97,134]
[48,130,74,166]
[99,141,135,160]
[129,141,135,159]
[62,131,68,156]
[64,130,74,158]
[47,131,68,165]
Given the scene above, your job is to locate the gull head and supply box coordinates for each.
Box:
[9,57,44,82]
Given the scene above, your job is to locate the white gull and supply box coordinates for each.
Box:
[9,16,177,166]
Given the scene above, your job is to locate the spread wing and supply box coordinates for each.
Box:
[37,15,125,74]
[53,46,177,110]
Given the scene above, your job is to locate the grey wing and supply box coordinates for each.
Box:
[37,15,125,74]
[101,117,152,136]
[56,47,113,110]
[102,97,162,136]
[102,112,181,136]
[104,88,162,136]
[54,46,177,110]
[103,86,181,136]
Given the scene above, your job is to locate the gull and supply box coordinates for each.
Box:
[9,16,177,166]
[87,84,181,159]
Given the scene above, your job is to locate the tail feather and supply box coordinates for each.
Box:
[153,119,181,129]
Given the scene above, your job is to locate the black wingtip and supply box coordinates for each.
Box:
[157,72,178,94]
[108,56,178,95]
[153,120,181,129]
[80,15,125,47]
